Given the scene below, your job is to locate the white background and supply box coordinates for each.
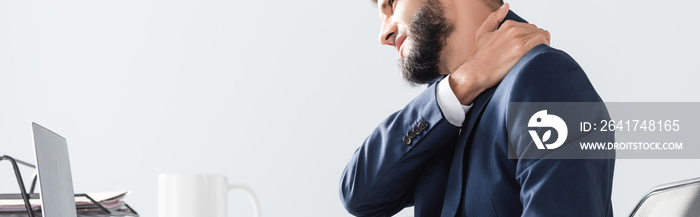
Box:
[1,0,699,216]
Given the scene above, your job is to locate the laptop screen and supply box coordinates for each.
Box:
[32,123,78,217]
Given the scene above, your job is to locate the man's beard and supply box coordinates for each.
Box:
[398,0,454,86]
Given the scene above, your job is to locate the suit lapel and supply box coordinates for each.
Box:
[440,87,496,217]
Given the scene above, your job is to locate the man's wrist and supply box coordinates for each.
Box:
[448,65,486,105]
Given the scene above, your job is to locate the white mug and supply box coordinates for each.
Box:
[158,174,261,217]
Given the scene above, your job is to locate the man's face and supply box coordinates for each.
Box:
[377,0,492,85]
[378,0,454,85]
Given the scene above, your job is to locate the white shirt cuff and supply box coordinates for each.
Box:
[436,75,473,127]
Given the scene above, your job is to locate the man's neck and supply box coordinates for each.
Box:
[438,1,495,75]
[440,9,527,75]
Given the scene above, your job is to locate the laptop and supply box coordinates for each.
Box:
[629,176,700,217]
[31,123,78,217]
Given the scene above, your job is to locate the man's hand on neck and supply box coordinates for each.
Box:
[448,3,551,105]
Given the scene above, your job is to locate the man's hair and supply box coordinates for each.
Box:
[371,0,503,11]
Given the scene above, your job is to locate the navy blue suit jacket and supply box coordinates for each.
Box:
[340,11,615,217]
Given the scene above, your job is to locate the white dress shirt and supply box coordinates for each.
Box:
[436,75,473,127]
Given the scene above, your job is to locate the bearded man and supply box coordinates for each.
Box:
[340,0,615,216]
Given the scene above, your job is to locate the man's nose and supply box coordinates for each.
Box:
[379,22,398,47]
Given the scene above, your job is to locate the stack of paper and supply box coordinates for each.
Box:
[0,191,138,217]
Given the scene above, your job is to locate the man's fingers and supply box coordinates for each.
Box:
[475,3,509,37]
[501,22,541,39]
[521,32,550,51]
[520,28,550,46]
[542,29,551,44]
[501,22,548,41]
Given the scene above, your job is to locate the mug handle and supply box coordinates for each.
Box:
[228,185,261,217]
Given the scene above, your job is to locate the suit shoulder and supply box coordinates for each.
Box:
[506,45,602,102]
[518,45,581,76]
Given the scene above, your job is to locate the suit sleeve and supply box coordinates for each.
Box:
[339,82,461,216]
[508,48,615,217]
